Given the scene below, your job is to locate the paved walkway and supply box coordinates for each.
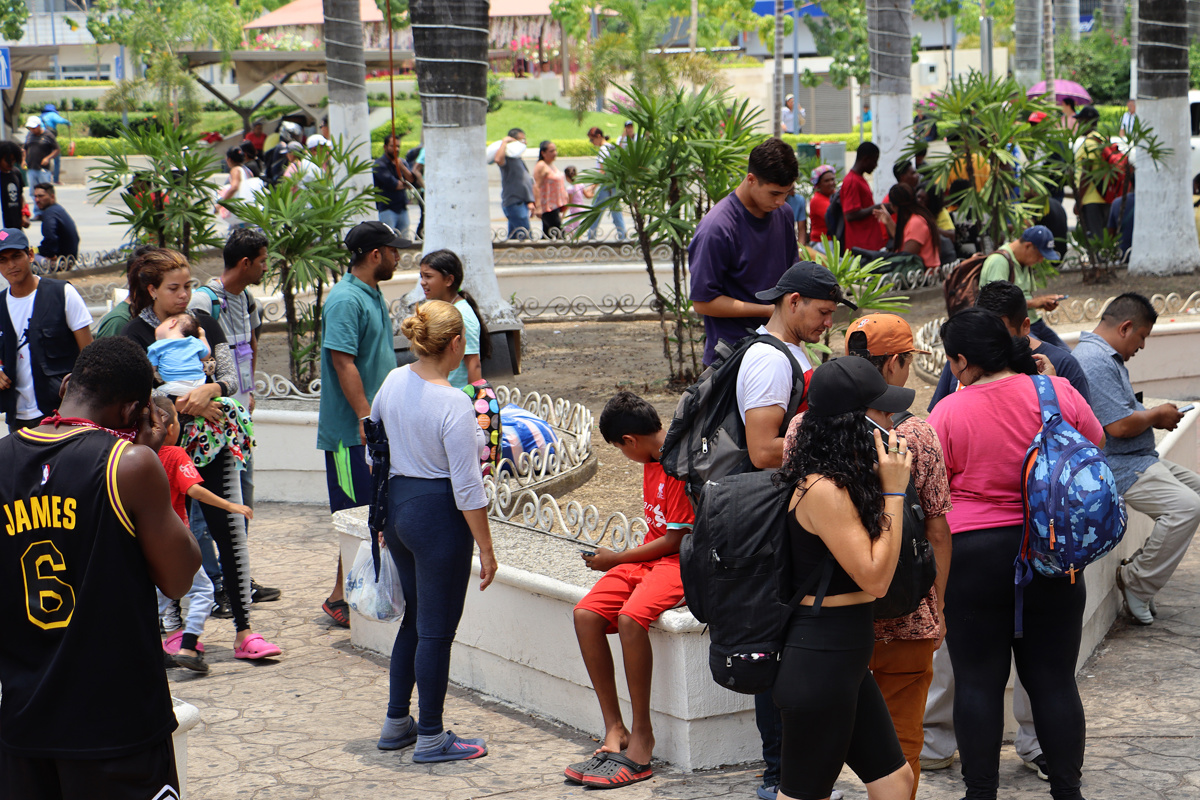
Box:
[172,503,1200,799]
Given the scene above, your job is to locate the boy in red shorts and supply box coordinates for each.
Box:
[564,391,695,789]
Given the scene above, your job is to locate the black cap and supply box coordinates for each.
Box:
[344,220,410,255]
[805,357,915,418]
[755,261,858,310]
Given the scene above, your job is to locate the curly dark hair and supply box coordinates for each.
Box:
[748,137,799,187]
[775,410,885,540]
[67,337,155,409]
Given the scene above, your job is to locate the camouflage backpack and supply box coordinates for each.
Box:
[1014,375,1127,635]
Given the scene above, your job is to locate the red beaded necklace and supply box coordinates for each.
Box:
[39,411,138,442]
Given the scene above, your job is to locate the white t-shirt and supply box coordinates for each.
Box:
[595,142,615,171]
[736,326,812,424]
[7,281,91,420]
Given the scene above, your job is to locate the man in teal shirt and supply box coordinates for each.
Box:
[317,220,406,626]
[979,224,1068,348]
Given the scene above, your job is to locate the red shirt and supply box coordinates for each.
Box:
[809,192,831,242]
[643,462,695,556]
[245,131,268,153]
[841,170,886,250]
[158,445,203,525]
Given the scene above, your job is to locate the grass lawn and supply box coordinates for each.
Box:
[368,99,624,147]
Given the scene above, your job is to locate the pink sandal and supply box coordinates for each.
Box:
[233,633,282,660]
[162,630,205,655]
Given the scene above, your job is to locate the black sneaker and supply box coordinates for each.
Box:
[210,589,233,619]
[251,579,281,603]
[1023,753,1049,781]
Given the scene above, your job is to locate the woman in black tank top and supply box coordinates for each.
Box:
[770,356,916,800]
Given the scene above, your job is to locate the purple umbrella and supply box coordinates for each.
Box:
[1026,80,1092,105]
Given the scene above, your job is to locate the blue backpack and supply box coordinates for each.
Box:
[1014,375,1127,635]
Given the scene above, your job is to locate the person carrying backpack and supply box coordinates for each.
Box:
[836,314,950,800]
[927,308,1104,800]
[773,356,916,800]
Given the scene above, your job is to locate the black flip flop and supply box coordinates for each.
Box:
[581,752,653,789]
[171,652,210,674]
[564,753,608,783]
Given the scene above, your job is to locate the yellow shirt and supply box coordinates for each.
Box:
[949,154,990,191]
[1077,134,1106,206]
[936,208,953,232]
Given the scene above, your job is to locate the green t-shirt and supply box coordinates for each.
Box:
[979,243,1040,323]
[95,300,132,338]
[317,273,396,451]
[447,297,481,390]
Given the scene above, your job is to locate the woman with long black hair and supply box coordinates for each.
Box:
[532,140,568,239]
[417,249,491,389]
[772,356,917,800]
[875,183,942,270]
[928,308,1102,800]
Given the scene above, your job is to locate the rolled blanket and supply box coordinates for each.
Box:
[183,397,255,469]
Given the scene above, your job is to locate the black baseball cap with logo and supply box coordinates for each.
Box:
[806,356,914,418]
[344,221,410,257]
[755,261,858,309]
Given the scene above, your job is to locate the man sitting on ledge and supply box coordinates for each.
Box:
[564,391,695,789]
[1072,292,1200,626]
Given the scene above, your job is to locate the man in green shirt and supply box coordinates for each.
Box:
[317,220,406,626]
[980,224,1067,348]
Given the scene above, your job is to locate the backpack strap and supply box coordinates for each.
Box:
[1014,374,1058,638]
[750,334,809,432]
[784,555,834,617]
[996,248,1018,284]
[196,285,221,320]
[1030,373,1060,425]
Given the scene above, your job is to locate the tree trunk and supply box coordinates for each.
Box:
[1129,0,1200,276]
[410,0,522,338]
[1056,0,1082,43]
[689,0,698,53]
[1014,0,1042,89]
[322,0,372,203]
[1044,0,1056,92]
[1190,0,1200,43]
[1101,0,1126,33]
[773,0,784,137]
[867,0,912,203]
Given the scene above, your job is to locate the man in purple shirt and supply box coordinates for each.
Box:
[689,138,800,365]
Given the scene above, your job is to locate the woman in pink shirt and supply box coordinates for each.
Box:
[875,184,941,270]
[533,140,569,240]
[927,308,1102,800]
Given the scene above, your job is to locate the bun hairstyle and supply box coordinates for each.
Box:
[940,307,1038,378]
[227,147,246,165]
[418,249,492,360]
[401,299,463,359]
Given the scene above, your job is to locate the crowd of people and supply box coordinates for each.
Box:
[0,112,82,269]
[0,125,1197,800]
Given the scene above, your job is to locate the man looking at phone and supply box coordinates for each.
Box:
[979,225,1069,348]
[1073,293,1200,626]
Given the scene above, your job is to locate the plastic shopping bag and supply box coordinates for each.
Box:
[345,540,405,623]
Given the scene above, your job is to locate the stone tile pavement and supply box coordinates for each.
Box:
[170,503,1200,799]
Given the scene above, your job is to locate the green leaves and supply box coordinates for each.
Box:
[86,124,223,259]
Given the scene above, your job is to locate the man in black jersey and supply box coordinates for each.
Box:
[0,337,200,800]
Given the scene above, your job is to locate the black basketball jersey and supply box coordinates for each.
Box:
[0,426,176,758]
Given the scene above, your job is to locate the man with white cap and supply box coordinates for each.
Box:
[22,117,57,220]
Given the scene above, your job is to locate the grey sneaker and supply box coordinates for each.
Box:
[920,754,955,770]
[1116,561,1153,625]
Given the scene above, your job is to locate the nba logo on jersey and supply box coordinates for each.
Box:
[40,464,50,485]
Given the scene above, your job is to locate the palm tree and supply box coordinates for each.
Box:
[410,0,521,337]
[1100,0,1126,33]
[322,0,373,184]
[1056,0,1082,43]
[773,0,784,136]
[866,0,912,201]
[1129,0,1200,275]
[1013,0,1042,88]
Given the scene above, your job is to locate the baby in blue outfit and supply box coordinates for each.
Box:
[148,312,211,397]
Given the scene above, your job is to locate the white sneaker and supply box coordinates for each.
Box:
[920,754,955,770]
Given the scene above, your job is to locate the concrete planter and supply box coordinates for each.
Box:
[172,698,202,799]
[333,514,758,772]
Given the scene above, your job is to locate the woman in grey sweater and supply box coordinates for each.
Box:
[370,299,499,763]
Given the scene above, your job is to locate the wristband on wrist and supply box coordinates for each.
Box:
[882,492,906,497]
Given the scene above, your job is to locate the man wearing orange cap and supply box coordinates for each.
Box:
[845,313,952,800]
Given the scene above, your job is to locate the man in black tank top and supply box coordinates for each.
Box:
[0,337,200,800]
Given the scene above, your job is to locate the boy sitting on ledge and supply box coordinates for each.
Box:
[564,391,695,789]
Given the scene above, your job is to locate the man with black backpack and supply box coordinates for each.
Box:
[737,262,855,800]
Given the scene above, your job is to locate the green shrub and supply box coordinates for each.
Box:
[780,133,863,153]
[370,112,415,142]
[487,73,504,113]
[84,113,160,138]
[1055,31,1130,106]
[554,139,596,157]
[27,79,112,88]
[70,138,137,157]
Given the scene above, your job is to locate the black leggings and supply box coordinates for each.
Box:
[773,603,906,800]
[945,526,1086,800]
[541,207,563,238]
[196,448,252,633]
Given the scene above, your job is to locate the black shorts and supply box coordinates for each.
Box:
[0,738,179,800]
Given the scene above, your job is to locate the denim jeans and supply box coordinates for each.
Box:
[384,476,475,735]
[503,202,532,240]
[755,690,783,787]
[587,186,627,240]
[52,152,61,183]
[378,207,410,239]
[189,499,223,590]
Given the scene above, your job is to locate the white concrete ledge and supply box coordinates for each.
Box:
[333,516,758,772]
[172,697,202,799]
[1060,321,1200,401]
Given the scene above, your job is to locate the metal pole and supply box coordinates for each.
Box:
[979,15,994,76]
[1129,0,1139,98]
[591,8,602,112]
[119,46,129,127]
